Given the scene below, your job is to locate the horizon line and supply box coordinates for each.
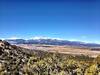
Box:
[0,36,100,44]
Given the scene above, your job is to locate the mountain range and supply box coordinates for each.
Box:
[4,39,100,48]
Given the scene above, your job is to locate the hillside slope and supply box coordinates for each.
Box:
[0,40,34,74]
[0,40,100,75]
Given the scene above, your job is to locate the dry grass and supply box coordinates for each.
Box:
[17,44,100,58]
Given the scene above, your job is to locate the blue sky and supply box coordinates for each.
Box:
[0,0,100,43]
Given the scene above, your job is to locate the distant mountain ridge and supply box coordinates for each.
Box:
[5,39,100,48]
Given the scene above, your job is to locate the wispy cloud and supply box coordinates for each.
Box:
[68,39,80,41]
[31,36,64,40]
[0,36,20,40]
[8,37,20,39]
[0,38,5,40]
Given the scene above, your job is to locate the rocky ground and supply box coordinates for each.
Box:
[0,40,34,75]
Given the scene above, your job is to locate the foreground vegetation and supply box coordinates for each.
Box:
[23,52,100,75]
[0,40,100,75]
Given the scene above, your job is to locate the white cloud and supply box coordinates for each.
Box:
[88,41,100,44]
[31,36,49,39]
[31,36,64,40]
[68,39,100,44]
[68,39,80,41]
[0,38,5,40]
